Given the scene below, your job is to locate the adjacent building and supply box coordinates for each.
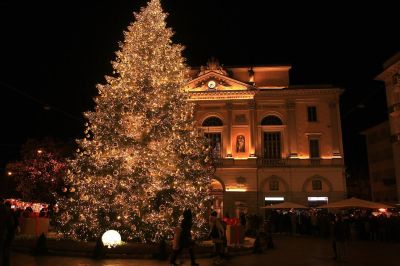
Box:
[362,122,397,203]
[185,58,346,217]
[375,52,400,202]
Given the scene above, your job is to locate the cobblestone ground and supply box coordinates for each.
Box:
[11,235,400,266]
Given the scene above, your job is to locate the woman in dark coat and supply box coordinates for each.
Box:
[170,209,199,266]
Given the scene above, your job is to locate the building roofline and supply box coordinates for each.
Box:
[375,52,400,80]
[383,52,400,69]
[360,120,389,135]
[289,84,337,89]
[288,84,343,92]
[189,64,292,70]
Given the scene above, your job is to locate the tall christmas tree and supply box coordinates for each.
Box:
[56,0,213,242]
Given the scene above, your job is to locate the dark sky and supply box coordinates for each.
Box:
[0,1,399,173]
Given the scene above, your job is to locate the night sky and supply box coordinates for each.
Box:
[1,1,399,176]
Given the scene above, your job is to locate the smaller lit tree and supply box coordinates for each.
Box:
[5,138,69,203]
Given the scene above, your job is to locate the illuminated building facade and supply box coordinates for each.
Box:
[185,58,346,217]
[375,52,400,202]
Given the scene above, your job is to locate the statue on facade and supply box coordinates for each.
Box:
[198,57,228,76]
[236,135,245,152]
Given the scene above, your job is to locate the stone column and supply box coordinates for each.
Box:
[287,101,298,157]
[226,103,232,156]
[329,100,341,156]
[249,100,256,155]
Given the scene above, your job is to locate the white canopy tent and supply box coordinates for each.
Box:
[317,197,393,209]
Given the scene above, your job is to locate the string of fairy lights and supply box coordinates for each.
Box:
[56,0,214,242]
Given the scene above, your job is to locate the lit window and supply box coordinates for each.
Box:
[205,133,222,159]
[202,116,223,159]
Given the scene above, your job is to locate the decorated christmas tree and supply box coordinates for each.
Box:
[56,0,213,242]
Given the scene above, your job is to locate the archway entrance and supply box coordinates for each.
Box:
[210,178,224,217]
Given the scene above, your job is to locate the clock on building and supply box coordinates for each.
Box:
[207,80,216,89]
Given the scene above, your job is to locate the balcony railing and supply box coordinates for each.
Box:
[258,158,288,167]
[211,157,344,168]
[258,158,343,167]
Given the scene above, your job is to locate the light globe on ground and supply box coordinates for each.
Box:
[101,230,122,248]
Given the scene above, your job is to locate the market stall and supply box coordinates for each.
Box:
[6,198,50,236]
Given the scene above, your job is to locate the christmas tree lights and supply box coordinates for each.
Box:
[56,0,213,242]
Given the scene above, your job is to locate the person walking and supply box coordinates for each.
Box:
[170,209,199,266]
[209,211,225,262]
[332,213,347,262]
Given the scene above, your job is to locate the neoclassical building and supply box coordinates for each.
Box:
[185,59,346,217]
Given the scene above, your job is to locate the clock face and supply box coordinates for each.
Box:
[207,80,216,89]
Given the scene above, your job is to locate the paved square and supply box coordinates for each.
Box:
[11,235,400,266]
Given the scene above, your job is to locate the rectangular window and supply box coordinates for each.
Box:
[307,106,317,122]
[204,133,222,159]
[269,180,279,191]
[264,132,282,159]
[309,139,320,158]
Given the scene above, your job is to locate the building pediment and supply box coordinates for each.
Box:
[184,71,256,93]
[184,57,256,94]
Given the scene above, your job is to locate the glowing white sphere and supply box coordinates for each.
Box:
[101,230,122,248]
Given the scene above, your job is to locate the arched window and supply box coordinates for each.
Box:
[202,116,223,158]
[211,179,224,191]
[202,116,223,126]
[261,115,282,125]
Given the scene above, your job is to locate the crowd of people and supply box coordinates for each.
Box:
[4,201,400,265]
[170,210,243,266]
[0,198,52,266]
[265,209,400,242]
